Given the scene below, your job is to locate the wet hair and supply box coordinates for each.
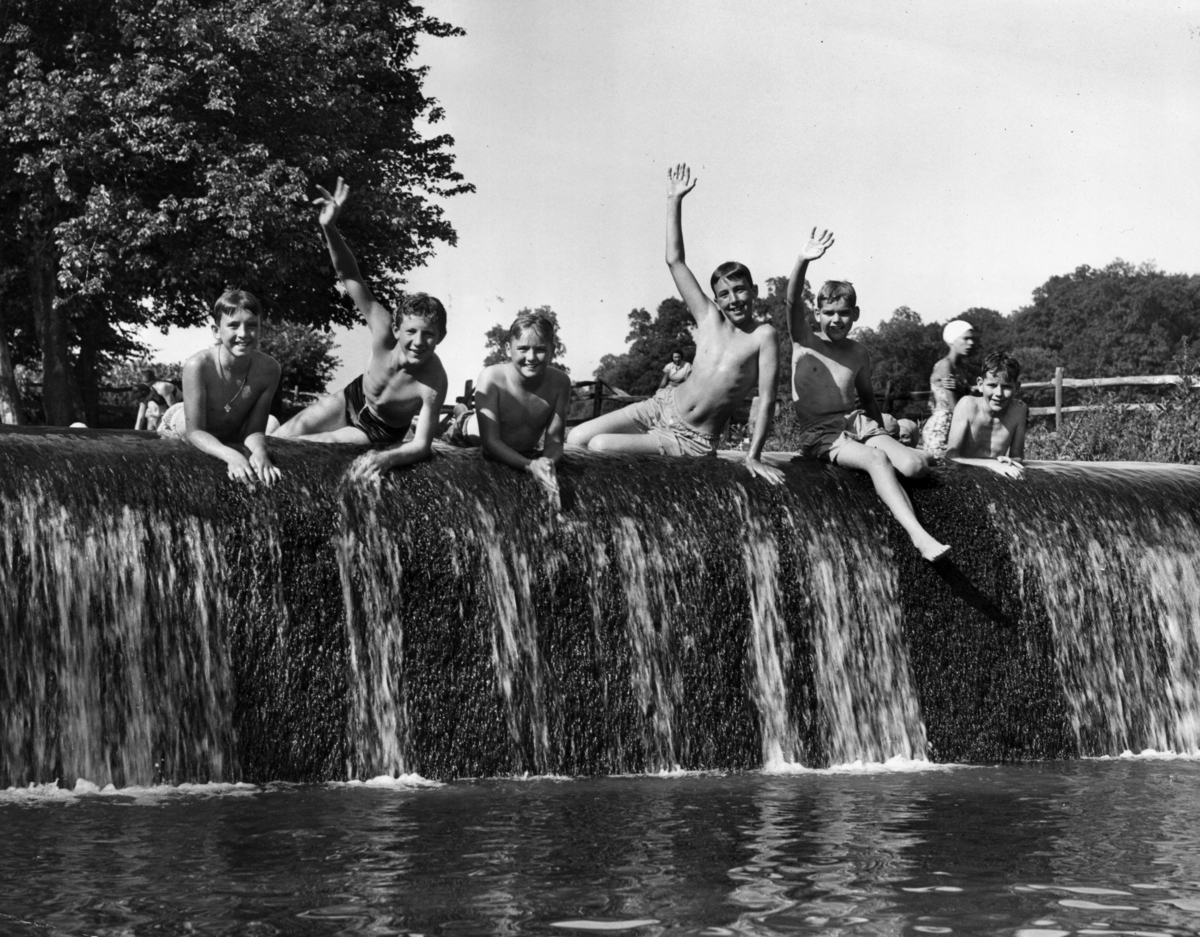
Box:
[709,261,754,291]
[211,289,262,325]
[507,309,556,346]
[396,292,448,337]
[982,350,1021,383]
[816,280,857,309]
[671,349,683,359]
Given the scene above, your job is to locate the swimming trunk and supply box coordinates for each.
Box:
[795,410,890,463]
[344,375,411,446]
[618,386,719,457]
[158,402,186,438]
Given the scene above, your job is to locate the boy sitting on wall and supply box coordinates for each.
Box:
[449,309,572,507]
[787,229,949,561]
[945,351,1028,479]
[273,178,448,479]
[567,164,783,485]
[159,290,282,486]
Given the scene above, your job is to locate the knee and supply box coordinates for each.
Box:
[588,435,617,453]
[566,426,590,447]
[895,452,928,479]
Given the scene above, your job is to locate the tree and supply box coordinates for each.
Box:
[260,320,340,400]
[1,0,471,424]
[854,306,944,397]
[594,297,697,395]
[482,306,569,372]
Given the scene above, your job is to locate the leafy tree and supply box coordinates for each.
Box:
[595,297,697,395]
[854,306,943,398]
[482,306,569,372]
[260,320,340,399]
[1,0,471,424]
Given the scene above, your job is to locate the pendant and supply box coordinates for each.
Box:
[224,404,232,413]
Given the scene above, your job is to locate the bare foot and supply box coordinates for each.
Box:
[915,536,951,562]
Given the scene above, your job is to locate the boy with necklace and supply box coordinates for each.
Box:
[160,290,282,486]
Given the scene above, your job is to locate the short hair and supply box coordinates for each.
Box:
[710,261,754,291]
[982,350,1021,383]
[396,292,447,337]
[211,289,262,325]
[671,349,683,358]
[816,280,857,309]
[507,309,556,346]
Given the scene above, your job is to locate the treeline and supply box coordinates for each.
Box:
[596,260,1200,397]
[0,0,470,425]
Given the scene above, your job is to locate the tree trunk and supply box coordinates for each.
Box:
[75,312,102,426]
[27,241,82,425]
[0,295,25,425]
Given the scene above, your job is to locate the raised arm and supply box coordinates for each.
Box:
[665,164,714,325]
[786,228,835,346]
[743,330,785,485]
[315,178,394,344]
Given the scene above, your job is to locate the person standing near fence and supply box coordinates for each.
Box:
[920,319,977,459]
[658,350,692,390]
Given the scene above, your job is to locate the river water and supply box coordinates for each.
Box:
[3,757,1199,936]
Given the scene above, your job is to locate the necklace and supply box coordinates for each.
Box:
[218,351,252,413]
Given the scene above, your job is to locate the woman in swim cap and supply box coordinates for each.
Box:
[920,319,977,458]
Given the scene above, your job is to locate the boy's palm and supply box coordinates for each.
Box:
[314,177,350,226]
[666,163,697,199]
[802,227,835,261]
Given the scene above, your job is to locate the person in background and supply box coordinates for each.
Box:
[134,368,179,432]
[920,319,977,459]
[896,419,919,448]
[658,350,692,390]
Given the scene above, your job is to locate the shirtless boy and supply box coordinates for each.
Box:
[568,164,783,485]
[161,290,282,486]
[945,351,1028,479]
[273,178,448,477]
[787,230,949,561]
[456,309,572,507]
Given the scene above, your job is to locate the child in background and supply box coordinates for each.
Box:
[658,350,692,389]
[568,164,784,485]
[134,367,179,432]
[896,419,919,448]
[160,290,282,486]
[272,178,448,478]
[457,309,572,508]
[945,351,1028,478]
[787,229,949,561]
[920,319,977,457]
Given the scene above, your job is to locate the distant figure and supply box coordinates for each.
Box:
[896,419,918,448]
[134,368,178,432]
[786,227,949,562]
[454,309,572,509]
[159,290,282,486]
[946,351,1028,479]
[920,319,977,458]
[658,350,692,390]
[272,178,448,479]
[568,163,784,485]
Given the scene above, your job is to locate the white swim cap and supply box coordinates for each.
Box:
[942,320,975,345]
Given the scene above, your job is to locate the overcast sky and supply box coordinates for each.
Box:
[145,1,1200,397]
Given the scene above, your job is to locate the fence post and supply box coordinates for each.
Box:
[1054,366,1064,433]
[592,381,603,419]
[883,380,893,413]
[461,380,474,406]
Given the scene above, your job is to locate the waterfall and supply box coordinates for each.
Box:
[4,429,1199,785]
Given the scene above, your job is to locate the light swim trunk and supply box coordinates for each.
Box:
[619,386,719,457]
[795,409,890,463]
[158,402,186,438]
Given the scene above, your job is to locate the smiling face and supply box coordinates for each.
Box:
[977,369,1018,413]
[814,297,860,343]
[392,313,442,366]
[507,326,551,380]
[712,276,758,325]
[212,308,261,357]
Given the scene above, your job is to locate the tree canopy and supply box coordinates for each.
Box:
[1,0,471,423]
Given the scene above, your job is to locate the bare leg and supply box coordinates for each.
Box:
[567,407,643,448]
[589,433,670,455]
[865,433,931,479]
[834,439,950,561]
[273,391,360,441]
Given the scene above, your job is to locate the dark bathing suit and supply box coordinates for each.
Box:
[343,375,412,446]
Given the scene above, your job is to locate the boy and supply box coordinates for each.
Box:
[567,164,783,485]
[273,178,448,478]
[161,290,282,486]
[455,310,572,507]
[787,229,949,561]
[945,351,1028,479]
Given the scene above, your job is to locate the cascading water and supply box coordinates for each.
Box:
[4,427,1200,786]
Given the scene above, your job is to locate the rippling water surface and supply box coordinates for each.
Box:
[4,758,1200,936]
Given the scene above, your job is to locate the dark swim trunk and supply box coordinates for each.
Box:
[344,375,411,446]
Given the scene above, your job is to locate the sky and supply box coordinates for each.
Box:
[143,0,1200,398]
